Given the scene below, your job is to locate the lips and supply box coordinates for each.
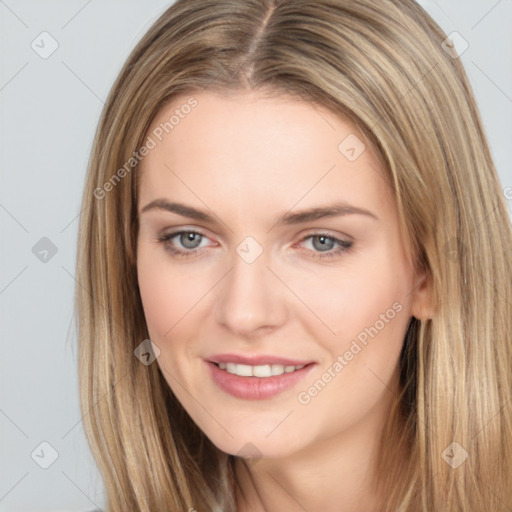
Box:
[206,353,314,366]
[204,354,316,400]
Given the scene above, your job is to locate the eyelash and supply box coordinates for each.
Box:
[156,230,353,260]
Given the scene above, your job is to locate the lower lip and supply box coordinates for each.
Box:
[205,361,315,400]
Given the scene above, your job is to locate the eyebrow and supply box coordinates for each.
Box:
[140,199,379,225]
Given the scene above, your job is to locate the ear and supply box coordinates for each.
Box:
[410,270,434,320]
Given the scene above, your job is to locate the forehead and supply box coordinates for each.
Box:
[138,90,393,219]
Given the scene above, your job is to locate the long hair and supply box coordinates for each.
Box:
[75,0,512,510]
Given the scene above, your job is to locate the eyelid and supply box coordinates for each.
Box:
[294,231,353,256]
[159,226,213,240]
[158,227,214,247]
[297,228,353,242]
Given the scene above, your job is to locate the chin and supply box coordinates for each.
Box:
[201,424,304,461]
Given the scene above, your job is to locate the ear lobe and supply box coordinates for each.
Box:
[410,271,434,320]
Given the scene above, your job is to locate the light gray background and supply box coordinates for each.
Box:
[0,1,511,511]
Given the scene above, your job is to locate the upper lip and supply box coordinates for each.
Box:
[206,353,314,366]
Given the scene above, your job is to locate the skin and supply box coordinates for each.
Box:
[136,89,432,511]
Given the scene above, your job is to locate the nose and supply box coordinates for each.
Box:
[214,245,288,338]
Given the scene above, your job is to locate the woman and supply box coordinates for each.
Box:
[75,0,512,510]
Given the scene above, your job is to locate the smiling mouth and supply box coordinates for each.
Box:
[212,362,310,377]
[206,360,315,400]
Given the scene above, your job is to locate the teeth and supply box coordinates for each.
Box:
[216,362,305,377]
[271,364,284,376]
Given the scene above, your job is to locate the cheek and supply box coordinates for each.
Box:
[288,248,411,405]
[137,256,173,338]
[136,247,209,340]
[293,253,412,425]
[136,252,207,394]
[284,249,409,344]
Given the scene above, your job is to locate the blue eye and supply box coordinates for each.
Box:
[299,233,353,259]
[157,230,353,260]
[157,230,209,258]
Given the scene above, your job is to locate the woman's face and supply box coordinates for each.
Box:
[136,89,429,459]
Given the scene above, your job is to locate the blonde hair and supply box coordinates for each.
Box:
[75,0,512,510]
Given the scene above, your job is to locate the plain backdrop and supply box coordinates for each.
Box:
[0,1,511,510]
